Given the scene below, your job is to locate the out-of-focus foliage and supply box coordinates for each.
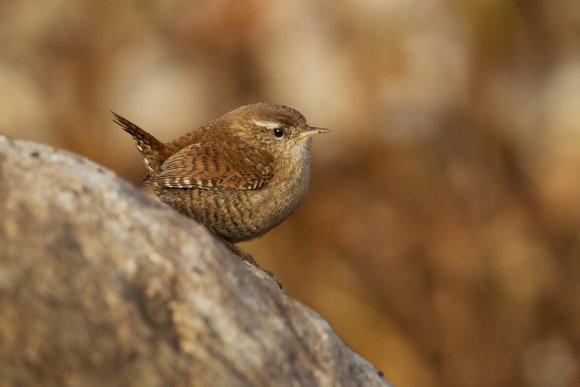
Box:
[1,1,579,386]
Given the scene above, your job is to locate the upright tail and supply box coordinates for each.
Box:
[112,112,172,179]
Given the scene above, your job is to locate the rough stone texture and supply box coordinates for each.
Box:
[0,135,390,387]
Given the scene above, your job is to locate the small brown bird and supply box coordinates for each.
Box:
[113,103,329,243]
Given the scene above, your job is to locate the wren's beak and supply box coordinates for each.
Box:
[298,126,331,138]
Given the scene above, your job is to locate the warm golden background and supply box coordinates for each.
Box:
[2,1,580,386]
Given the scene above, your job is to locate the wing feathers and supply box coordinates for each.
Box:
[147,142,273,190]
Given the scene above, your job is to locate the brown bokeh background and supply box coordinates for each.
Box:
[2,1,580,386]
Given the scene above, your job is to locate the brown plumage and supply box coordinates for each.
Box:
[113,103,329,242]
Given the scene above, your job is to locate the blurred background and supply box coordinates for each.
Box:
[1,0,580,386]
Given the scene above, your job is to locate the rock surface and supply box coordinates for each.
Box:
[0,135,390,387]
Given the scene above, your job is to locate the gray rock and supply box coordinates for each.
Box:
[0,135,391,387]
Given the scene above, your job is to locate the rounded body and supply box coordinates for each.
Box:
[156,141,311,242]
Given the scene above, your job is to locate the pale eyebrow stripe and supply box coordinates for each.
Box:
[253,120,282,129]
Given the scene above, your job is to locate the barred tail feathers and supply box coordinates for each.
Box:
[112,112,170,176]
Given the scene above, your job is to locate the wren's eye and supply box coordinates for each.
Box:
[273,127,284,138]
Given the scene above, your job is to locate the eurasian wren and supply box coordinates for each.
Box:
[113,103,329,243]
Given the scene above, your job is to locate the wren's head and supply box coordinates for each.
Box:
[223,103,329,158]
